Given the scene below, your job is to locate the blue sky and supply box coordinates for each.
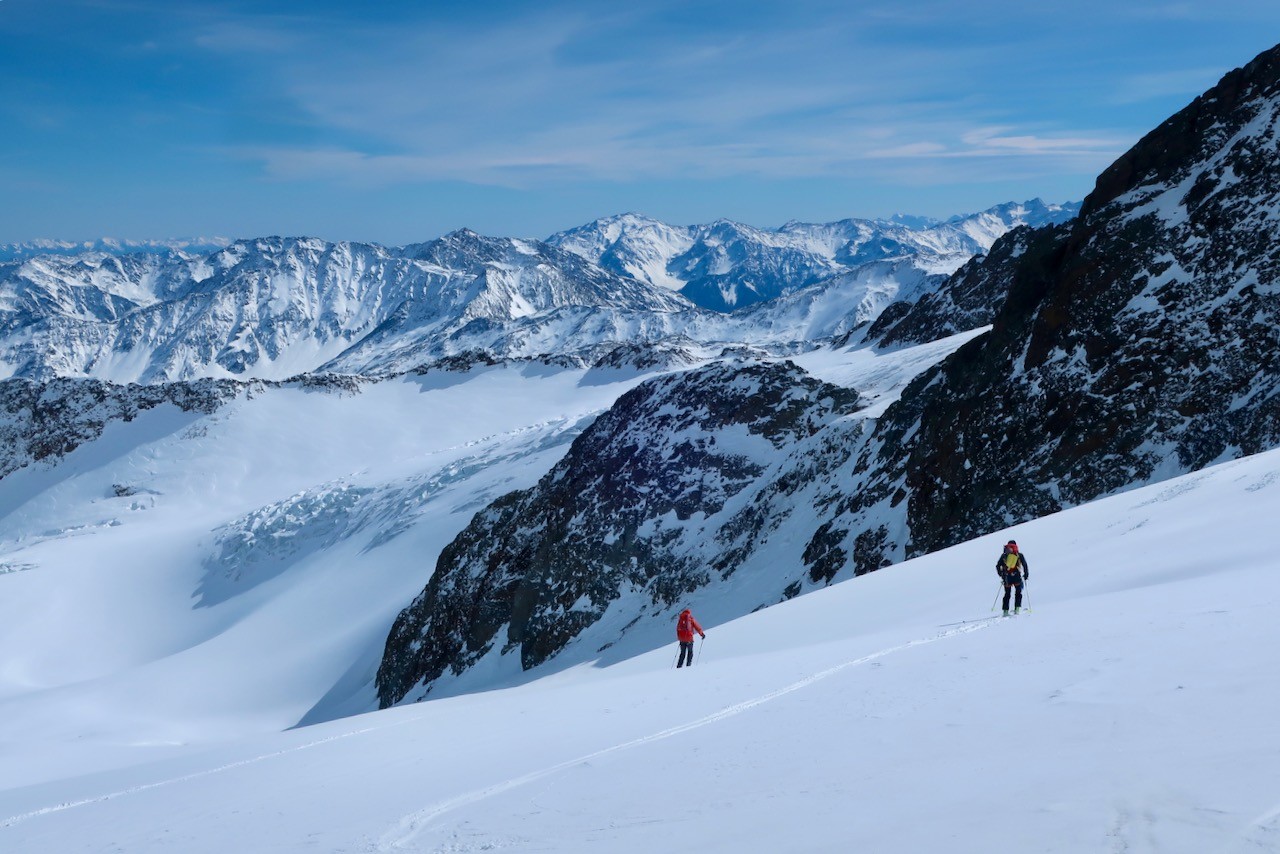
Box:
[2,1,1279,244]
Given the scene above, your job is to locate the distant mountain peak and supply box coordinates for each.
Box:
[0,236,232,263]
[547,200,1080,311]
[881,212,942,229]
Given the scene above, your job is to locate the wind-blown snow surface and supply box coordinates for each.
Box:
[2,441,1279,852]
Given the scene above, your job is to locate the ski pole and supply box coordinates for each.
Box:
[697,636,704,665]
[671,648,679,669]
[991,583,1003,612]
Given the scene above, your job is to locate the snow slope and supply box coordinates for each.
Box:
[0,364,666,784]
[1,440,1277,852]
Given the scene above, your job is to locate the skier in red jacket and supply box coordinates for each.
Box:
[676,608,706,668]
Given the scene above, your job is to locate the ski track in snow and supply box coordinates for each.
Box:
[0,715,433,832]
[372,620,995,852]
[0,621,997,845]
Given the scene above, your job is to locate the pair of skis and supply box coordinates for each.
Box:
[937,610,1030,628]
[939,593,1033,628]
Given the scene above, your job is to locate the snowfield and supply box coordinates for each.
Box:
[0,338,1277,851]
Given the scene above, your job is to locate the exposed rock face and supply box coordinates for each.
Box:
[587,339,702,372]
[866,224,1070,349]
[0,377,245,479]
[375,360,863,705]
[861,42,1280,555]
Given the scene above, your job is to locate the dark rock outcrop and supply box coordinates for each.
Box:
[0,377,247,479]
[376,360,863,705]
[867,224,1071,348]
[863,42,1280,555]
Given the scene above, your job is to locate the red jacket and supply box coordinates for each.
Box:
[676,609,705,643]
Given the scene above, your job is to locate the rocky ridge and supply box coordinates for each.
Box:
[0,377,248,480]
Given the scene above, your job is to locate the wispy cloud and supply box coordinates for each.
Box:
[867,125,1122,158]
[183,4,1134,191]
[193,19,308,53]
[9,0,1274,242]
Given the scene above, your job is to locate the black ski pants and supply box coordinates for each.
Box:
[1002,576,1024,610]
[677,641,694,667]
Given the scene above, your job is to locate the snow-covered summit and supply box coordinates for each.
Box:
[544,214,696,291]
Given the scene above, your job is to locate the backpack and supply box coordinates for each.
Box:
[678,612,691,635]
[1003,552,1020,571]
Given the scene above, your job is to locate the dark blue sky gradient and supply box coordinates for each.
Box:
[2,1,1279,244]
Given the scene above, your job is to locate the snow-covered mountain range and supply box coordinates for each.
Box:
[548,199,1078,311]
[0,237,231,263]
[0,233,694,383]
[0,200,1073,383]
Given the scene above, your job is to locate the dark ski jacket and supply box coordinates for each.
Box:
[996,548,1029,581]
